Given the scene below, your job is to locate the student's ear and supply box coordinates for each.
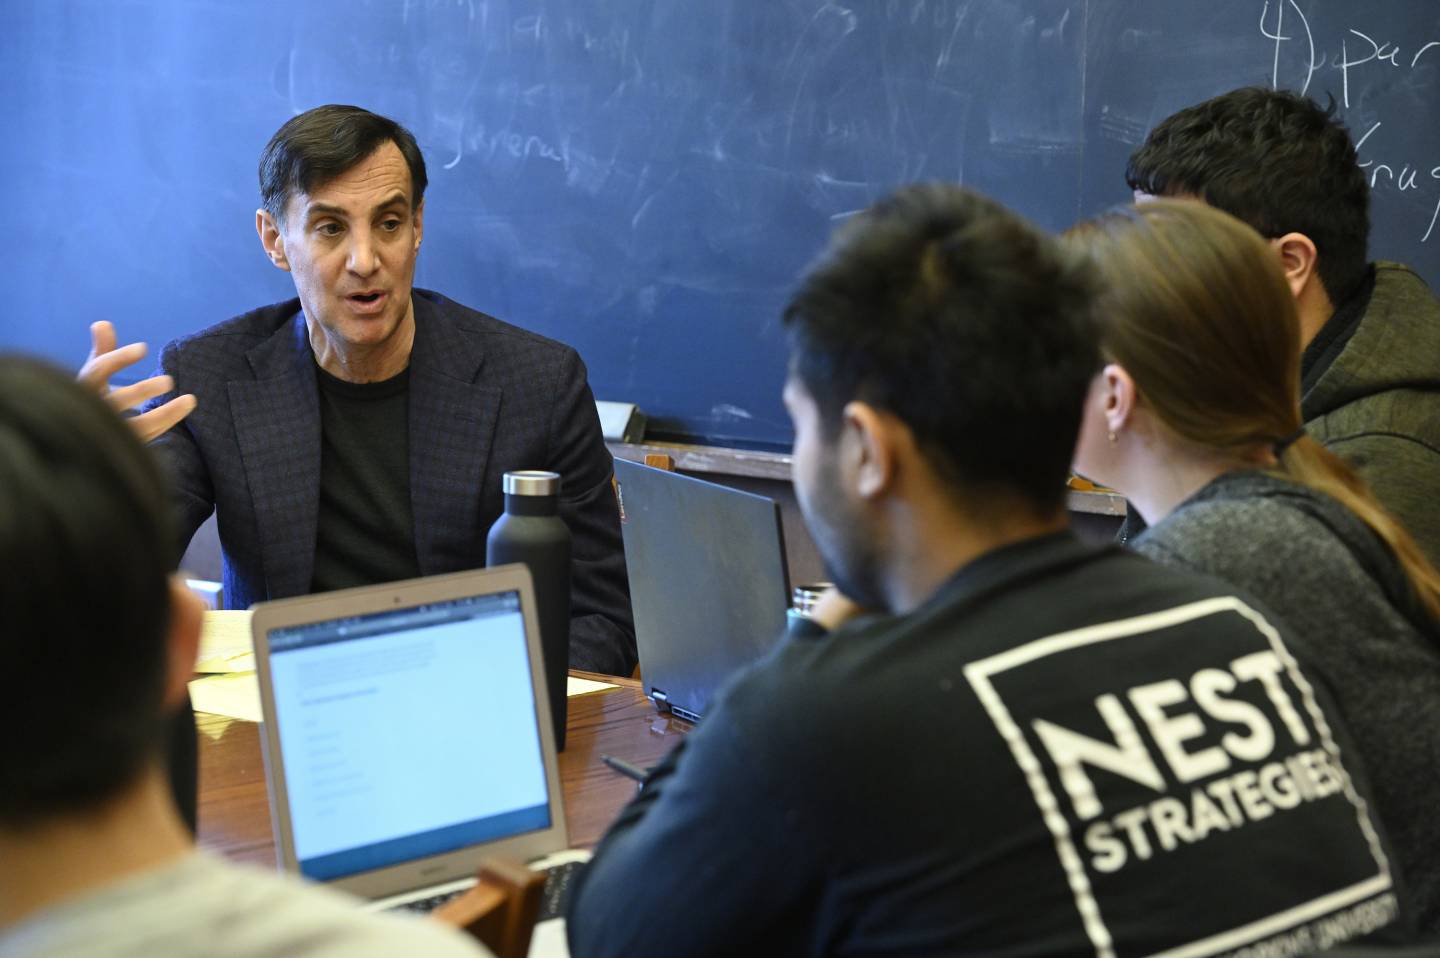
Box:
[842,401,897,500]
[256,209,291,272]
[1272,232,1320,301]
[413,197,425,254]
[1102,362,1139,436]
[163,579,205,711]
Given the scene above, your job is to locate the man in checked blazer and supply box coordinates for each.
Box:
[91,104,636,678]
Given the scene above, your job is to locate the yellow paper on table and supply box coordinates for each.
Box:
[188,672,262,723]
[194,610,255,673]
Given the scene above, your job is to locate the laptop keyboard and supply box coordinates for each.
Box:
[397,887,468,915]
[395,859,586,922]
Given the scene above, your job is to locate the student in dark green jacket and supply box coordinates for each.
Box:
[1120,87,1440,564]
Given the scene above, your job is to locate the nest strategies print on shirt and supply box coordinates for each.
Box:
[966,596,1395,958]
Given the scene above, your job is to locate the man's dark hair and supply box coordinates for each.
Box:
[1126,87,1370,305]
[784,183,1098,513]
[0,357,177,826]
[259,104,428,222]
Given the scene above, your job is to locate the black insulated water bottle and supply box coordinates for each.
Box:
[486,470,571,750]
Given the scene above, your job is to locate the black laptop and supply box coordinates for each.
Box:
[613,459,791,722]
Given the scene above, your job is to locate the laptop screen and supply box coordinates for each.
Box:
[265,591,552,881]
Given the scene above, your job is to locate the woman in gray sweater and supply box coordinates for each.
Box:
[1066,200,1440,936]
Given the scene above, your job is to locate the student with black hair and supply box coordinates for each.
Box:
[566,184,1402,957]
[0,357,487,957]
[1122,87,1440,563]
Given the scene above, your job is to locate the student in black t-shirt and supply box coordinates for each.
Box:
[566,184,1406,957]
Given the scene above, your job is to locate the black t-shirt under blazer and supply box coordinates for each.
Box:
[310,363,421,593]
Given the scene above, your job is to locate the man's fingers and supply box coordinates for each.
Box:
[106,374,176,413]
[126,394,197,443]
[77,325,192,442]
[78,341,148,389]
[810,587,867,632]
[87,321,117,362]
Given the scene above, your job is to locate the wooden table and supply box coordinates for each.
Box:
[195,673,690,868]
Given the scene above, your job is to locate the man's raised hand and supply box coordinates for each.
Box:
[78,321,196,441]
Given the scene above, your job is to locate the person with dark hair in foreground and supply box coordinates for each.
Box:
[566,184,1403,957]
[1069,199,1440,936]
[1122,87,1440,563]
[0,357,488,957]
[81,104,636,676]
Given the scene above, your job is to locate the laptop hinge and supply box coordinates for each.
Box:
[651,688,672,714]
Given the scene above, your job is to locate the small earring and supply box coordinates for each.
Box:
[1107,431,1117,445]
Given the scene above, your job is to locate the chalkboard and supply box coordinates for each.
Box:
[5,1,1439,447]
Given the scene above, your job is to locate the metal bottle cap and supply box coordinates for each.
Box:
[502,470,561,496]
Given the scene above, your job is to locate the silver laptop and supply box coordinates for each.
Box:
[613,459,791,722]
[250,565,585,919]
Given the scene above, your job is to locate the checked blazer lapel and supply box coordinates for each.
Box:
[408,296,502,576]
[228,315,322,600]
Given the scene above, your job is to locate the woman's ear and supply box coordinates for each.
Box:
[1102,362,1138,436]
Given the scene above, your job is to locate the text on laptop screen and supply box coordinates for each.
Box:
[267,592,551,880]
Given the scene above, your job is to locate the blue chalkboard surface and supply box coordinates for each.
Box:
[5,1,1439,447]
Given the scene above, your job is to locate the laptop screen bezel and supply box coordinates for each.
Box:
[250,564,569,899]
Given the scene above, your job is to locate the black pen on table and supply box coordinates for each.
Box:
[600,754,648,783]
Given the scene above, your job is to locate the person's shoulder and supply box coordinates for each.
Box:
[715,629,834,715]
[193,857,487,957]
[1373,261,1437,302]
[1139,478,1324,563]
[162,298,302,365]
[417,289,579,362]
[1135,479,1377,620]
[703,621,884,748]
[1359,262,1440,357]
[3,852,488,958]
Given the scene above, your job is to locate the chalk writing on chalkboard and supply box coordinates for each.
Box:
[1263,1,1440,243]
[8,0,1440,447]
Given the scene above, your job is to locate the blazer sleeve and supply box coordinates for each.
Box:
[545,348,637,676]
[145,341,218,563]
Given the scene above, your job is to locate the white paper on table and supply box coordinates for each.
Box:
[565,676,617,696]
